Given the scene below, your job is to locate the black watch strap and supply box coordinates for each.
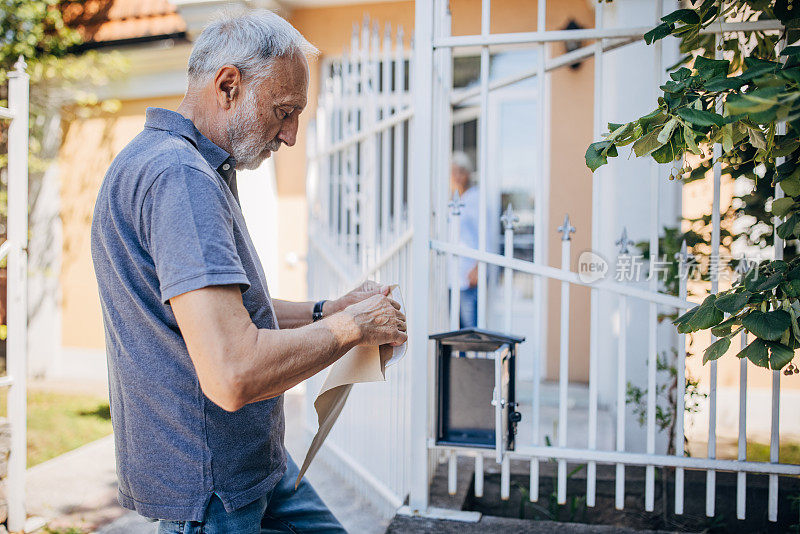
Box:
[312,300,327,322]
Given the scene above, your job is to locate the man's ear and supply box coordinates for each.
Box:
[214,65,241,110]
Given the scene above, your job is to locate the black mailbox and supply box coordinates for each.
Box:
[430,328,525,453]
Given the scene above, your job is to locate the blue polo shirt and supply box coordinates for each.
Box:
[91,108,286,521]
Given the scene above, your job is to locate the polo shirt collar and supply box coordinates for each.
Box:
[144,107,236,175]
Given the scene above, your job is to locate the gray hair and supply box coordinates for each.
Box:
[452,151,474,173]
[187,8,319,86]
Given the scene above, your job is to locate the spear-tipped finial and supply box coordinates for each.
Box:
[449,191,465,216]
[557,214,576,241]
[616,227,634,255]
[501,203,519,231]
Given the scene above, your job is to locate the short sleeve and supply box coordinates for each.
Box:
[142,165,250,303]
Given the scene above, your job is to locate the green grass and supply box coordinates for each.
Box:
[0,390,112,467]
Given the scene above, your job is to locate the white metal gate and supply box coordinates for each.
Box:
[308,0,800,524]
[306,20,414,512]
[1,56,30,533]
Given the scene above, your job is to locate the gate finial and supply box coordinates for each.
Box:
[449,191,465,216]
[557,214,576,241]
[501,203,519,231]
[616,227,634,255]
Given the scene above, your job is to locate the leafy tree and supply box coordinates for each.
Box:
[586,0,800,372]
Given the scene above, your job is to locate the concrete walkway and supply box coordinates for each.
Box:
[26,390,391,533]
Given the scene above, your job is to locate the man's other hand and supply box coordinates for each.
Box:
[324,280,389,316]
[341,293,407,347]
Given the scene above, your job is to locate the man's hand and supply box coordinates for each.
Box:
[324,280,390,316]
[340,293,407,347]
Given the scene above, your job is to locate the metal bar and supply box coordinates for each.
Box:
[449,199,462,330]
[448,449,457,494]
[381,24,392,250]
[408,0,435,513]
[500,456,510,501]
[737,329,748,520]
[450,37,637,107]
[586,0,604,511]
[434,19,784,48]
[645,0,663,512]
[6,56,29,534]
[532,0,548,507]
[316,108,414,159]
[494,346,503,464]
[0,107,14,120]
[675,242,688,515]
[430,240,693,309]
[475,454,484,498]
[557,225,572,505]
[476,0,490,329]
[393,26,406,238]
[769,38,787,521]
[0,376,13,388]
[428,445,800,476]
[616,294,627,510]
[706,32,723,519]
[309,228,414,286]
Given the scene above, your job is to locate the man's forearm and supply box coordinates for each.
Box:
[231,312,360,406]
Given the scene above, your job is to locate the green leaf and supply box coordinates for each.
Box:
[745,271,783,292]
[704,77,746,92]
[772,197,795,218]
[714,291,751,315]
[704,337,731,363]
[781,45,800,57]
[711,315,740,337]
[674,306,697,325]
[657,117,679,144]
[777,213,800,239]
[745,124,767,150]
[585,141,617,172]
[687,294,725,331]
[780,172,800,197]
[661,8,700,25]
[695,55,730,78]
[683,124,701,154]
[677,106,724,127]
[670,67,692,81]
[767,341,795,370]
[738,338,769,368]
[644,22,674,45]
[633,126,666,158]
[742,310,792,341]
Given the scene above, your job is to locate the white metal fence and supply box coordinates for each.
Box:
[2,56,30,533]
[307,0,800,524]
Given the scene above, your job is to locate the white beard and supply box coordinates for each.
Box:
[227,90,281,170]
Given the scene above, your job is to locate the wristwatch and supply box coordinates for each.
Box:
[312,300,327,322]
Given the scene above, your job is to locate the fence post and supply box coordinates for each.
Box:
[7,55,29,534]
[408,0,434,514]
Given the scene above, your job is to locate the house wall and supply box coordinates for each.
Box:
[290,0,596,383]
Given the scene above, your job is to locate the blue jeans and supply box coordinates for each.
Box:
[460,286,478,329]
[157,454,345,533]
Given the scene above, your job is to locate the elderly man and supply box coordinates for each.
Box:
[90,10,406,533]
